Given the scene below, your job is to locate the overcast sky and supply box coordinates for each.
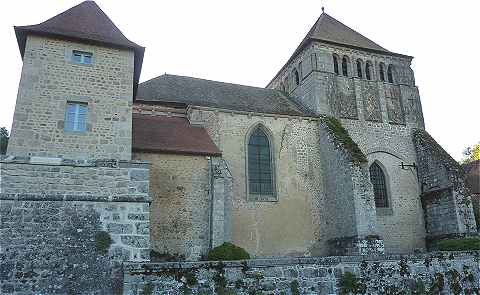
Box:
[1,0,478,160]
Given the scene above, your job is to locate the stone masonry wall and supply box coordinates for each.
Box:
[0,157,150,294]
[7,35,134,160]
[133,152,212,261]
[189,108,329,257]
[413,129,477,240]
[0,157,149,201]
[123,252,480,295]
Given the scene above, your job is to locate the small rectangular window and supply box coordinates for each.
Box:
[65,102,88,132]
[72,50,93,65]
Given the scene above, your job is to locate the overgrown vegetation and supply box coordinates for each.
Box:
[207,242,250,261]
[461,142,480,164]
[95,231,113,255]
[321,116,367,163]
[338,271,365,294]
[434,238,480,251]
[0,127,8,155]
[142,282,154,295]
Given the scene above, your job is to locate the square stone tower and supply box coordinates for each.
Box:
[7,0,144,160]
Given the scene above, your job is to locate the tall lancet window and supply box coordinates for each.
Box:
[379,63,386,81]
[247,126,275,200]
[369,162,389,208]
[365,61,372,80]
[342,56,349,77]
[333,54,339,75]
[387,65,395,83]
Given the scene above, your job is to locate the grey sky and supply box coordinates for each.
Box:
[1,0,478,160]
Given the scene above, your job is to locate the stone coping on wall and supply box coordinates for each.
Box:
[124,251,480,272]
[0,155,149,169]
[0,193,150,203]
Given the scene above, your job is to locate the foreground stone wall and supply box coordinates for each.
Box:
[123,252,480,295]
[0,157,151,294]
[133,152,211,261]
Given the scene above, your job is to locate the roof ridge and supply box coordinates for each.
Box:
[143,73,284,93]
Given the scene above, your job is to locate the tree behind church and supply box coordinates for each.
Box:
[461,142,480,164]
[0,127,8,154]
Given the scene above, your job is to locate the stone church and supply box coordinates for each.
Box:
[1,2,477,287]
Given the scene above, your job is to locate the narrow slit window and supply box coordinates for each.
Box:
[365,62,372,80]
[72,50,93,65]
[294,69,300,86]
[65,102,88,132]
[379,63,385,81]
[357,60,363,78]
[333,55,339,75]
[342,56,348,77]
[387,65,394,83]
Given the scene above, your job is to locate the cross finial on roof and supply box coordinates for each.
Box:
[321,6,324,13]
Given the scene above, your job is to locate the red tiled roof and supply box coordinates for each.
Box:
[132,114,221,156]
[14,1,144,98]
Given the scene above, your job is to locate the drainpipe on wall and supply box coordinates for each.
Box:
[207,156,214,250]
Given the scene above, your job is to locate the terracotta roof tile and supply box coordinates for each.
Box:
[132,113,221,156]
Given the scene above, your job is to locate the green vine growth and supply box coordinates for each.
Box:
[320,116,367,164]
[95,231,113,255]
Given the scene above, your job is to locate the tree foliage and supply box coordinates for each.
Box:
[0,127,8,155]
[461,142,480,164]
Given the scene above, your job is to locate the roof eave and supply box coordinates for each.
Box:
[132,147,222,157]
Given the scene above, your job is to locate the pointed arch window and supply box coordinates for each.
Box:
[356,59,363,78]
[387,65,394,83]
[365,61,372,80]
[342,56,349,77]
[379,63,385,82]
[247,127,275,199]
[333,55,339,75]
[369,162,388,208]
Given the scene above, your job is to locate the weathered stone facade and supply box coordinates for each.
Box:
[413,129,477,242]
[7,35,134,160]
[123,252,480,294]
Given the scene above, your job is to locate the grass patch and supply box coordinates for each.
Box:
[207,242,250,261]
[435,238,480,251]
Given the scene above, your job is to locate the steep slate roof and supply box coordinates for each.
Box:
[268,12,411,86]
[463,160,480,194]
[137,74,311,116]
[132,113,221,156]
[14,1,144,97]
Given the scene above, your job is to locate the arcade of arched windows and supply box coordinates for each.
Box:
[331,53,397,84]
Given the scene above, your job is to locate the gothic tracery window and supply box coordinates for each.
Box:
[369,162,389,208]
[248,127,274,198]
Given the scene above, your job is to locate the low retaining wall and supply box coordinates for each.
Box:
[123,252,480,295]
